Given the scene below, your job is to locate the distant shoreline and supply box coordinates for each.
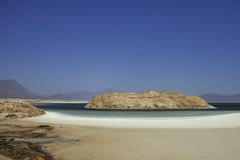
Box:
[31,99,88,104]
[0,98,88,104]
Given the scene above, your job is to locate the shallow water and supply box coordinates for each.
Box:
[34,103,240,118]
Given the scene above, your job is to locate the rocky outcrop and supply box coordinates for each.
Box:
[86,91,215,109]
[0,99,45,120]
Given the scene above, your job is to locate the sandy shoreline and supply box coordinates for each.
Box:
[1,119,240,160]
[23,111,240,128]
[1,112,240,160]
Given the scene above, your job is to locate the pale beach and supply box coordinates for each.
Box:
[1,100,240,160]
[25,110,240,128]
[9,110,238,160]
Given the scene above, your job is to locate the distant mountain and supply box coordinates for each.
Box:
[0,79,41,99]
[46,89,118,100]
[0,79,117,100]
[201,93,240,102]
[46,90,93,100]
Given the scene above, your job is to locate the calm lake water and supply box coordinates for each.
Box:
[33,103,240,118]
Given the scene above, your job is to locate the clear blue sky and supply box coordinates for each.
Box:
[0,0,240,95]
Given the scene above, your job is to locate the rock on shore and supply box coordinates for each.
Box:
[0,99,45,119]
[0,123,54,160]
[86,91,215,109]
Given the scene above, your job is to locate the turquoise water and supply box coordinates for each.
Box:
[45,109,239,118]
[34,103,240,118]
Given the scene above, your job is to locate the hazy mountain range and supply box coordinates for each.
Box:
[0,79,240,102]
[0,79,116,100]
[0,79,40,99]
[200,93,240,102]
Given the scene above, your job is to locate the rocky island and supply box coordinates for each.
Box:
[86,91,215,109]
